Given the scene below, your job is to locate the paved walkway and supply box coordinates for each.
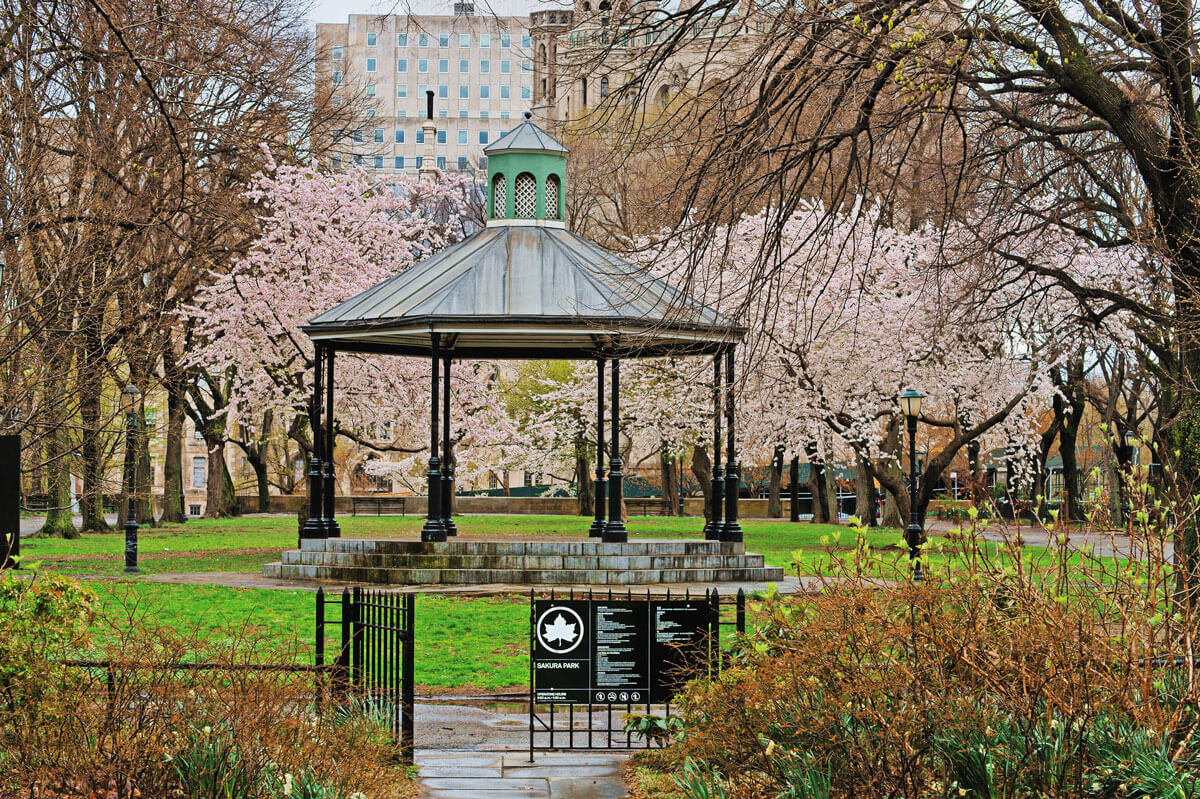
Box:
[416,750,628,798]
[414,701,629,798]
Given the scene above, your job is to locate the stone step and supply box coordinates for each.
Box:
[267,562,785,585]
[280,551,767,570]
[301,538,748,557]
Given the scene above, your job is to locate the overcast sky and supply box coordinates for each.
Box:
[306,0,555,23]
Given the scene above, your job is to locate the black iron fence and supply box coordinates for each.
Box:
[528,587,745,756]
[317,586,415,761]
[62,587,416,762]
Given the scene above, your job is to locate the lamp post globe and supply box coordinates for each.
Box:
[900,389,925,581]
[121,384,140,575]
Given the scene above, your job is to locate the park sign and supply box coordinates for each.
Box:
[531,595,714,704]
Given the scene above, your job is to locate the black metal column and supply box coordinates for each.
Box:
[722,348,742,542]
[705,354,723,540]
[442,352,457,536]
[422,333,446,542]
[323,347,340,537]
[589,357,607,537]
[123,407,139,573]
[907,414,924,580]
[302,344,326,541]
[603,358,627,542]
[1,435,18,569]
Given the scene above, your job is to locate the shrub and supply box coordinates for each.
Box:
[650,486,1200,798]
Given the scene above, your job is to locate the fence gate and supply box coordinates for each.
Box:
[317,587,415,761]
[528,588,744,756]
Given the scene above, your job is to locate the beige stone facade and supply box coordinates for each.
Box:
[318,11,535,174]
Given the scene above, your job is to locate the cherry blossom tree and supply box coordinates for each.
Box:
[187,153,514,498]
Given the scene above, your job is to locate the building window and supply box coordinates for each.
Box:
[439,58,448,73]
[353,154,362,165]
[437,130,447,143]
[480,110,489,118]
[373,155,383,168]
[500,33,510,47]
[458,156,468,170]
[438,84,448,98]
[397,33,408,47]
[438,109,447,118]
[332,154,342,169]
[459,110,468,117]
[332,45,343,60]
[501,85,511,99]
[458,130,467,144]
[500,59,511,74]
[599,76,608,98]
[480,85,490,99]
[459,58,469,73]
[546,174,561,219]
[366,83,376,97]
[397,58,408,72]
[499,129,508,138]
[188,503,201,517]
[492,173,506,217]
[437,155,446,169]
[480,33,491,47]
[418,33,428,47]
[459,33,470,47]
[332,70,343,85]
[416,156,423,168]
[365,108,376,117]
[397,83,408,97]
[395,129,404,143]
[374,128,384,142]
[480,59,490,73]
[521,59,532,73]
[500,110,510,119]
[515,172,536,217]
[395,156,405,169]
[439,33,449,47]
[352,128,363,142]
[398,109,407,117]
[192,456,206,488]
[366,57,377,72]
[418,58,428,73]
[478,155,487,168]
[521,85,531,99]
[522,34,532,48]
[366,32,377,46]
[459,84,468,98]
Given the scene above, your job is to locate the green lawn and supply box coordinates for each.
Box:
[16,513,1084,691]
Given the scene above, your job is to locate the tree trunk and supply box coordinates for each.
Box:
[804,442,830,524]
[251,454,271,513]
[37,429,78,538]
[1057,374,1086,522]
[576,432,593,516]
[77,362,109,533]
[660,445,679,516]
[767,444,784,518]
[204,433,233,518]
[161,370,187,524]
[691,444,712,523]
[824,462,840,524]
[855,451,876,526]
[880,417,904,527]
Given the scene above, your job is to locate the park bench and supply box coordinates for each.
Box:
[351,496,407,516]
[625,498,671,516]
[21,494,49,512]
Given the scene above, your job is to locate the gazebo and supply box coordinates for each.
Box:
[267,112,782,586]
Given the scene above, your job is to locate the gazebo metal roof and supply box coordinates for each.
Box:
[304,223,742,359]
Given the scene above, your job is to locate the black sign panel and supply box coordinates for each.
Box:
[532,597,711,704]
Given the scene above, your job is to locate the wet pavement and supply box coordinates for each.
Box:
[415,700,629,798]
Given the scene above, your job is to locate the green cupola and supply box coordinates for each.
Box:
[483,112,568,225]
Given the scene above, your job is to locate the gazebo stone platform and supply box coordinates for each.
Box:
[264,538,783,586]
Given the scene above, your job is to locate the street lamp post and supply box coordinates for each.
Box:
[900,389,924,581]
[121,385,141,574]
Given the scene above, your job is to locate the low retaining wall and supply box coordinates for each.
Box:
[235,494,801,519]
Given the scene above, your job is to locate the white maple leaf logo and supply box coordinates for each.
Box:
[542,613,578,645]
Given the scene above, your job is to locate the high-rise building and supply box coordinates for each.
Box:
[317,7,534,174]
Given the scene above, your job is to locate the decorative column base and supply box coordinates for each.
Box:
[705,467,724,540]
[589,474,606,537]
[442,467,457,536]
[722,464,742,543]
[301,457,326,540]
[421,458,446,543]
